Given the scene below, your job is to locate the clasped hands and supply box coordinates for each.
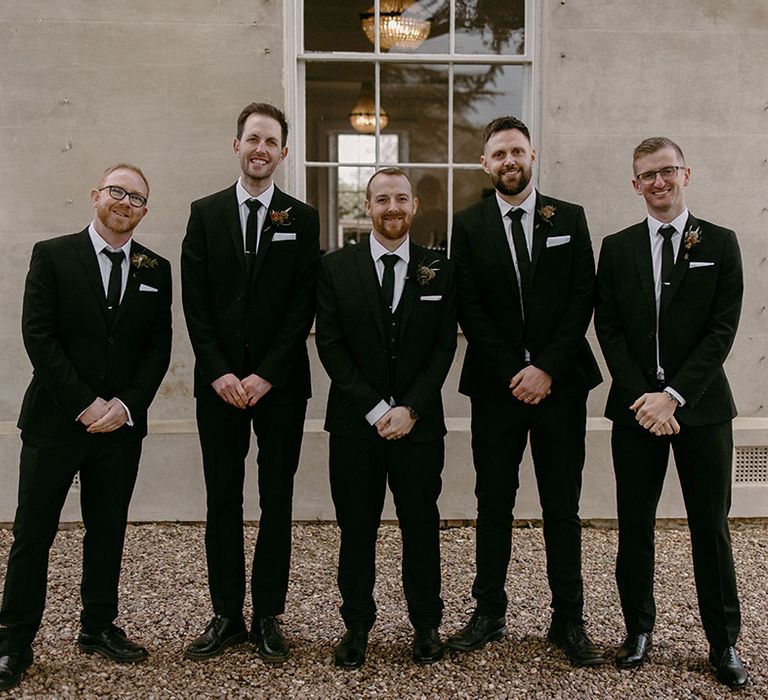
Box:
[79,397,128,433]
[630,392,680,436]
[509,365,552,405]
[212,372,273,409]
[376,406,416,440]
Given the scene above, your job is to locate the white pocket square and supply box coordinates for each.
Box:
[420,295,442,301]
[689,261,714,268]
[272,232,297,242]
[139,284,158,292]
[546,235,571,248]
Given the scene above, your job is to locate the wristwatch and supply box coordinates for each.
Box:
[404,405,419,421]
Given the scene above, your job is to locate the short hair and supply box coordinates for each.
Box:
[483,116,531,146]
[365,167,413,201]
[632,137,686,173]
[99,163,149,195]
[236,102,289,147]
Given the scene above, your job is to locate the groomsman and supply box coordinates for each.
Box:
[316,168,456,668]
[595,137,747,689]
[448,116,605,666]
[0,164,172,692]
[181,103,319,663]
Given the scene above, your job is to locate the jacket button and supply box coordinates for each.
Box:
[238,294,245,302]
[648,331,655,339]
[108,337,114,344]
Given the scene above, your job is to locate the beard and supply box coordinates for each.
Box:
[98,205,135,234]
[492,165,532,197]
[374,214,413,241]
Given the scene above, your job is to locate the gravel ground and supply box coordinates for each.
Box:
[0,522,765,699]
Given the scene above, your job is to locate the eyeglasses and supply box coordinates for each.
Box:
[98,185,147,208]
[635,166,686,185]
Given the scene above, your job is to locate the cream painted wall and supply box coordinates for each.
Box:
[0,1,765,522]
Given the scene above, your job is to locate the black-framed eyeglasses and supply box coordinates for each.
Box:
[635,166,686,185]
[98,185,147,208]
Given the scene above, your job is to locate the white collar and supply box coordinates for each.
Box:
[369,233,410,264]
[236,179,274,210]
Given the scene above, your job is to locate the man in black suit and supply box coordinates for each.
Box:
[0,164,172,692]
[595,137,747,689]
[181,103,319,663]
[316,168,456,669]
[447,116,605,666]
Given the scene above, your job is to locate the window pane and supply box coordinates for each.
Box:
[453,64,525,164]
[410,168,449,251]
[386,0,449,55]
[453,167,493,215]
[454,0,525,55]
[306,63,377,163]
[381,63,449,163]
[304,0,373,53]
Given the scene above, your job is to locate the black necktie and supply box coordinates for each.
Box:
[245,198,261,277]
[659,224,675,287]
[507,208,530,298]
[381,254,398,316]
[104,249,124,316]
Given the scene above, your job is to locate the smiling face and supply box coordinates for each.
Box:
[481,128,536,203]
[234,113,288,194]
[90,167,148,240]
[632,145,690,221]
[365,172,419,249]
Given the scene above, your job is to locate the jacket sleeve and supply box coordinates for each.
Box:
[450,213,523,383]
[533,206,596,380]
[254,206,320,387]
[315,258,385,419]
[180,201,233,384]
[21,242,97,419]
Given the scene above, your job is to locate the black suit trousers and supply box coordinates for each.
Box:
[329,434,444,631]
[470,393,587,623]
[0,434,141,652]
[195,395,306,620]
[612,420,740,648]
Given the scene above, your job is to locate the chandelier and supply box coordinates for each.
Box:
[349,82,389,134]
[360,0,431,51]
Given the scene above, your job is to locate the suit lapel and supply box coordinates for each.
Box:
[354,244,387,342]
[250,186,288,283]
[483,196,521,296]
[631,222,657,317]
[73,229,111,324]
[661,214,696,313]
[111,242,144,327]
[222,185,246,274]
[398,244,424,335]
[530,191,548,273]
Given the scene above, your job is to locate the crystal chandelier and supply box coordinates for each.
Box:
[360,0,431,51]
[349,82,389,134]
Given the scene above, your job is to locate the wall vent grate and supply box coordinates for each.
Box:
[734,447,768,484]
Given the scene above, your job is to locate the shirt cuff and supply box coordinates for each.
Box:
[365,400,391,426]
[664,387,686,407]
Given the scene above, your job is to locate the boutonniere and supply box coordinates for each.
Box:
[538,204,556,225]
[416,259,441,286]
[682,225,701,260]
[269,207,293,227]
[130,253,158,270]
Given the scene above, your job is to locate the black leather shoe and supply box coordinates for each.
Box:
[334,629,368,669]
[446,611,506,651]
[0,648,33,692]
[412,628,443,665]
[615,632,652,668]
[250,616,289,663]
[77,624,148,663]
[184,615,247,660]
[547,621,608,667]
[709,646,748,689]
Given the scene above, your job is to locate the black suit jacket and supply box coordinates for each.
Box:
[451,191,601,400]
[181,184,320,403]
[316,242,457,441]
[18,229,172,441]
[595,214,743,427]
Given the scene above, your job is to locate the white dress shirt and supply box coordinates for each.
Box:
[236,179,274,251]
[647,208,688,405]
[365,234,410,426]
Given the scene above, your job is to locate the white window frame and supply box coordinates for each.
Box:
[284,0,540,241]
